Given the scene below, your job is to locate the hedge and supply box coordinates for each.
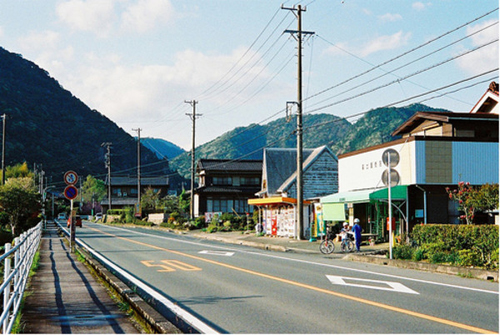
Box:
[393,224,499,270]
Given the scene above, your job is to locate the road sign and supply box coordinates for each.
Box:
[382,169,400,187]
[64,185,78,200]
[64,171,78,185]
[382,149,399,167]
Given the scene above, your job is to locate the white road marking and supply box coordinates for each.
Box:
[95,224,499,295]
[326,275,419,294]
[199,250,235,256]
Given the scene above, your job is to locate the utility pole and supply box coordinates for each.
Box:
[1,114,6,185]
[185,100,201,220]
[282,4,314,240]
[101,142,112,213]
[133,128,142,217]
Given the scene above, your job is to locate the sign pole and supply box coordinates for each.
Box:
[70,199,75,253]
[388,154,393,260]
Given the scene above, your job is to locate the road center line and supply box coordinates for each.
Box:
[101,224,499,295]
[88,226,495,334]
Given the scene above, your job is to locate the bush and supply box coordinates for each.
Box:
[392,244,414,260]
[408,224,499,269]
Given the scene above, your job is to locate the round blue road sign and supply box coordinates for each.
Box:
[64,185,78,200]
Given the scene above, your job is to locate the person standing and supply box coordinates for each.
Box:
[352,218,362,252]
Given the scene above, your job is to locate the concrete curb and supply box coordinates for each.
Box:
[345,253,498,282]
[76,247,182,334]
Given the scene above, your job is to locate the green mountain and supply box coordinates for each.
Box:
[0,47,185,190]
[141,137,185,160]
[171,104,450,179]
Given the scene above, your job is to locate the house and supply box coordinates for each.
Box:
[249,146,338,238]
[193,159,262,220]
[101,175,169,214]
[321,82,499,239]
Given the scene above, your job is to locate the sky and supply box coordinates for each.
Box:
[0,1,498,151]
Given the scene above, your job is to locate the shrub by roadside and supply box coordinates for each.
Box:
[392,224,499,270]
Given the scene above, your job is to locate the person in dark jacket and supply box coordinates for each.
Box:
[352,218,362,252]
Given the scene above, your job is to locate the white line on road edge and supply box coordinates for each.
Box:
[326,275,419,294]
[199,250,235,256]
[74,236,220,334]
[98,224,499,295]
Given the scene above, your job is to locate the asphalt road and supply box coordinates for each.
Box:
[75,222,499,334]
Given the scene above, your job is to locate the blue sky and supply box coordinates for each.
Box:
[0,1,498,150]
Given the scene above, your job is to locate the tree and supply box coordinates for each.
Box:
[1,162,34,181]
[81,175,106,203]
[141,187,161,213]
[446,182,499,224]
[0,177,40,236]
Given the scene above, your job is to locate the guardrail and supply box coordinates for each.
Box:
[0,222,42,334]
[55,220,219,334]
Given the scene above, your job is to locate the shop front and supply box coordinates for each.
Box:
[248,197,311,239]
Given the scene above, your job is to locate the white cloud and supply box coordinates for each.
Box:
[0,26,3,38]
[121,0,175,33]
[360,31,412,57]
[378,13,403,22]
[62,46,268,124]
[56,0,175,36]
[56,0,116,37]
[412,2,431,11]
[455,20,499,75]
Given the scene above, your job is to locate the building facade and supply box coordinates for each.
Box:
[321,82,499,239]
[193,159,262,220]
[250,146,339,238]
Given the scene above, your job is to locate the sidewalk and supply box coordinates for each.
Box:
[21,221,139,334]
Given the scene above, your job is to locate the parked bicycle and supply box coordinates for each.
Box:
[319,227,335,254]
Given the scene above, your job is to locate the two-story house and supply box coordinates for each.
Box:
[193,159,262,220]
[101,175,169,214]
[321,82,499,239]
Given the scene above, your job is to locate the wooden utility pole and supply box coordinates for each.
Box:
[133,128,142,216]
[282,4,314,240]
[101,142,112,213]
[185,100,201,220]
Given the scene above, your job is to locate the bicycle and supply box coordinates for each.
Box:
[319,227,335,254]
[340,232,354,253]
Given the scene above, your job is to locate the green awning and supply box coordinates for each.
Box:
[320,189,373,204]
[369,185,407,201]
[322,203,346,221]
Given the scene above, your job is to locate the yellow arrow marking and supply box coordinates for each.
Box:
[88,226,496,334]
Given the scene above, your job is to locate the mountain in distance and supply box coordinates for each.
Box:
[0,47,187,192]
[170,104,451,179]
[141,137,185,160]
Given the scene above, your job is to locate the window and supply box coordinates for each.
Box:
[213,177,232,185]
[241,177,260,186]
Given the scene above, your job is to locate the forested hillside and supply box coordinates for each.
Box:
[171,104,450,179]
[0,47,182,189]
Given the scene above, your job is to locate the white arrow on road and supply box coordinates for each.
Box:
[326,275,419,294]
[199,250,235,256]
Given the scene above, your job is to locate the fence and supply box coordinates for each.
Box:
[0,222,42,334]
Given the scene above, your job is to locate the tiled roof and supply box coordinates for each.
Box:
[263,148,315,196]
[195,186,259,194]
[392,112,498,137]
[109,176,169,186]
[197,159,262,172]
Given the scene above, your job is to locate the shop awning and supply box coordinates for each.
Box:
[320,189,373,204]
[369,185,407,201]
[322,203,346,221]
[248,197,311,206]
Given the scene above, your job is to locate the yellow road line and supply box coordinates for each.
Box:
[88,226,496,334]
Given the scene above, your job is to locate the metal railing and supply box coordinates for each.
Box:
[0,222,42,334]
